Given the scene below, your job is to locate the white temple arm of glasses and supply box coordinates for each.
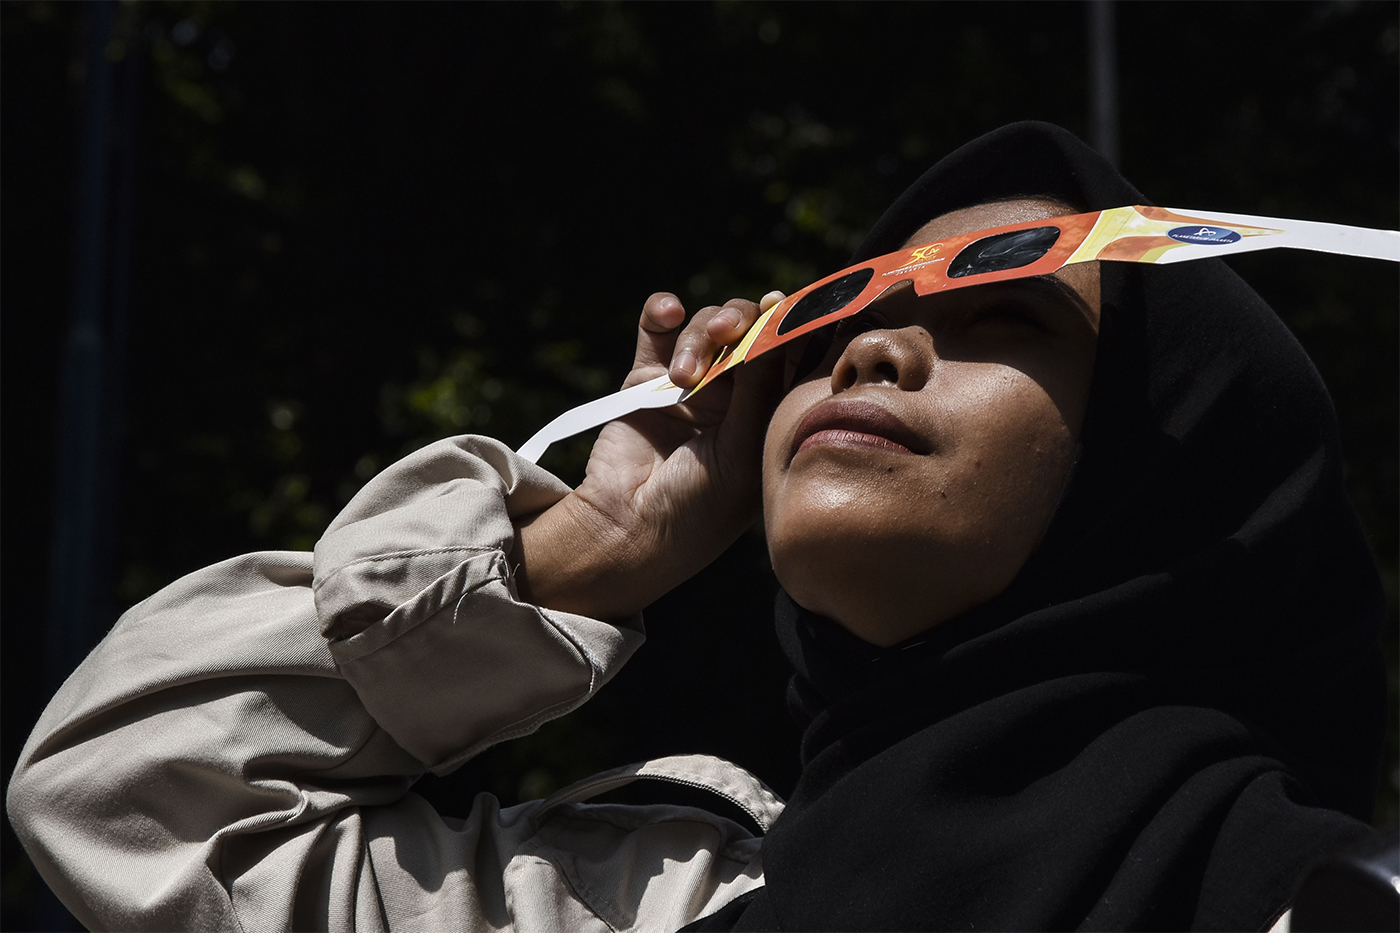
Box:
[517,374,687,463]
[1149,210,1400,264]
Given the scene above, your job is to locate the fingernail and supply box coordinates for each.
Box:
[672,349,697,377]
[715,308,742,330]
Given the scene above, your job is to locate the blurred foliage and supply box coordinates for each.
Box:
[4,1,1396,928]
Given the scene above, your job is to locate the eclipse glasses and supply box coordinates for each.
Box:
[518,204,1400,463]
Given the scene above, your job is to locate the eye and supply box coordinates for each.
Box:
[961,300,1043,332]
[832,308,893,340]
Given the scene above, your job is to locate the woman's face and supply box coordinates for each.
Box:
[762,199,1101,646]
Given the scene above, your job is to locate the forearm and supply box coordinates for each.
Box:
[7,435,646,929]
[7,551,394,931]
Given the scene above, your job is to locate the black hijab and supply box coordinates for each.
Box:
[688,122,1387,931]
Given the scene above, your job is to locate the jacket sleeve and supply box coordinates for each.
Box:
[6,435,646,932]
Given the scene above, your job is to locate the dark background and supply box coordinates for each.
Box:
[4,2,1396,929]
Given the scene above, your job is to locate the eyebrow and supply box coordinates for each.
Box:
[1025,273,1094,318]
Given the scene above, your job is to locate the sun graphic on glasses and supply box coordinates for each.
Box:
[517,205,1400,463]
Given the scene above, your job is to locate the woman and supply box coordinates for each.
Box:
[8,123,1385,931]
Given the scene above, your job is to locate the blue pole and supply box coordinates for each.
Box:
[1087,0,1119,169]
[46,0,116,694]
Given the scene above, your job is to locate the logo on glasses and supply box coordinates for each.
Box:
[908,243,943,262]
[1167,225,1242,245]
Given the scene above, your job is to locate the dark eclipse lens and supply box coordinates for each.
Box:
[776,267,876,335]
[948,226,1061,278]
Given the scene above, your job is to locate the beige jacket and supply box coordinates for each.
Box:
[8,436,784,932]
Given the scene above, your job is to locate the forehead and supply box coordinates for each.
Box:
[903,199,1078,245]
[904,198,1102,331]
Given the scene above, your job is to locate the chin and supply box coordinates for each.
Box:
[768,523,983,647]
[771,471,1059,633]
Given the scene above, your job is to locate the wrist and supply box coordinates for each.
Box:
[514,494,658,621]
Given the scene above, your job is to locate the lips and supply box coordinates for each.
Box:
[791,398,926,459]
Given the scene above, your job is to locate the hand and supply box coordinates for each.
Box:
[515,290,787,620]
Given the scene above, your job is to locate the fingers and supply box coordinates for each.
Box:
[671,291,788,388]
[721,319,789,454]
[679,289,787,386]
[668,302,752,387]
[628,290,788,391]
[625,292,687,387]
[707,290,788,468]
[708,290,784,347]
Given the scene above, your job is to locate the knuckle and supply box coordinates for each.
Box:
[685,306,723,331]
[675,331,711,354]
[721,298,758,320]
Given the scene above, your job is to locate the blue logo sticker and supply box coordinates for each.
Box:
[1167,225,1242,245]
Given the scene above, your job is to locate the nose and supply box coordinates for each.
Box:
[831,326,932,393]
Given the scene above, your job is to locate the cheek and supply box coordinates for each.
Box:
[943,369,1077,503]
[931,378,1077,603]
[761,382,827,521]
[762,368,1077,571]
[959,369,1073,452]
